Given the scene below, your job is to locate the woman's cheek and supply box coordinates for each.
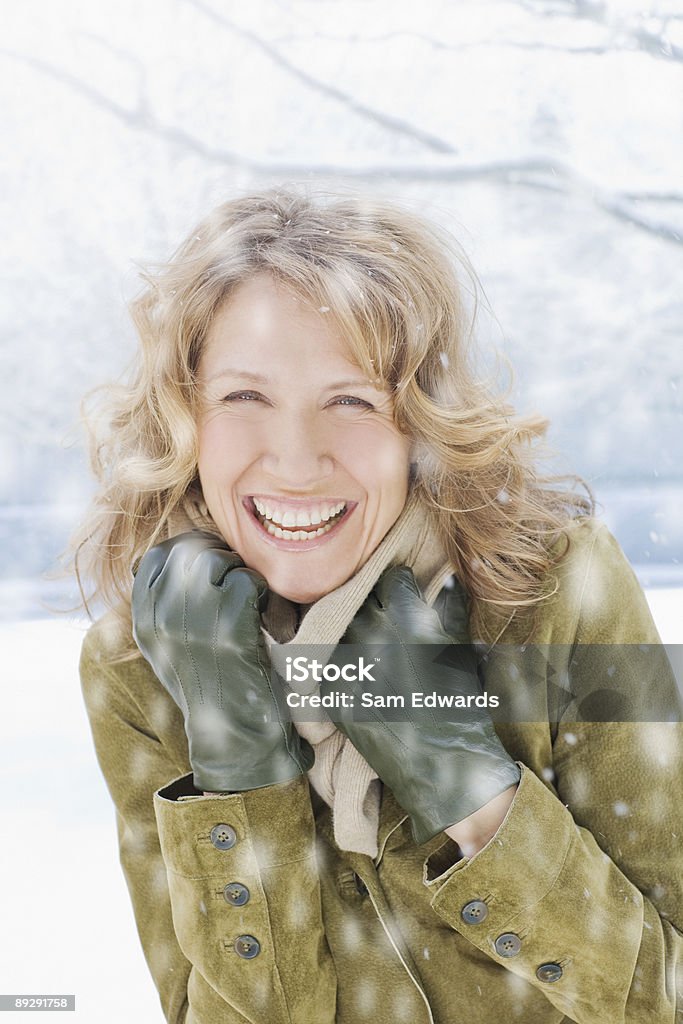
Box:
[334,420,411,481]
[198,417,260,477]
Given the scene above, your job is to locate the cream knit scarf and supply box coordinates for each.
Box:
[169,489,455,857]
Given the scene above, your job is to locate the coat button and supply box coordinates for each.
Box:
[536,962,563,983]
[224,882,250,906]
[210,824,237,850]
[234,934,261,959]
[461,900,488,925]
[494,932,522,957]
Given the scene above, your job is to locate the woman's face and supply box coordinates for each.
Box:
[196,273,412,604]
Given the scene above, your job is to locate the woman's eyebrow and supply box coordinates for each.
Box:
[205,368,269,384]
[205,367,381,390]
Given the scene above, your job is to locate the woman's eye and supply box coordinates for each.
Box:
[222,391,264,403]
[219,392,373,409]
[332,396,373,409]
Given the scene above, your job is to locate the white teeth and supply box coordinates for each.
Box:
[319,502,344,522]
[251,498,346,528]
[263,521,336,541]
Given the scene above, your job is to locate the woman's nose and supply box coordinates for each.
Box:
[259,413,335,485]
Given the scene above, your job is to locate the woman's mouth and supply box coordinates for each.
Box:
[244,496,355,548]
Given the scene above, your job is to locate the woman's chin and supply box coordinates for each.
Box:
[268,571,344,606]
[250,555,354,605]
[274,583,330,605]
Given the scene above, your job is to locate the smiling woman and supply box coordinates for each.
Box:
[196,273,411,602]
[70,185,683,1024]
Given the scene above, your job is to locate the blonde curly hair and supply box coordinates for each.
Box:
[67,183,594,656]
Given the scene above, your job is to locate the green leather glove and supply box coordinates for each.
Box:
[321,566,520,845]
[131,531,314,793]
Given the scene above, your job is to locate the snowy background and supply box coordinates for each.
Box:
[2,0,682,1020]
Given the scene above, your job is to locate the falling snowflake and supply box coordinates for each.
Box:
[613,801,630,817]
[339,913,364,952]
[640,722,679,768]
[354,978,378,1014]
[392,989,419,1022]
[287,895,312,929]
[148,940,173,974]
[252,976,271,1006]
[151,862,170,894]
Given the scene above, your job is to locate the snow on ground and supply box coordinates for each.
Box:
[643,589,683,646]
[1,593,680,1022]
[1,618,164,1023]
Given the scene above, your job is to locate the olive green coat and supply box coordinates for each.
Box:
[79,519,683,1023]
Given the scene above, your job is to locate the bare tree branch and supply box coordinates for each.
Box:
[76,30,154,116]
[78,31,149,81]
[621,191,683,202]
[632,24,683,63]
[271,23,683,65]
[179,0,457,154]
[504,0,607,21]
[271,28,610,55]
[500,0,683,64]
[1,48,249,165]
[3,49,681,245]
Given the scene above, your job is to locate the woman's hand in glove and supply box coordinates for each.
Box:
[321,565,520,847]
[131,531,313,793]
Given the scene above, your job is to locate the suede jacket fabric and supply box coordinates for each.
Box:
[79,518,683,1024]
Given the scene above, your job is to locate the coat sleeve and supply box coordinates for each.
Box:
[79,626,337,1024]
[421,523,683,1023]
